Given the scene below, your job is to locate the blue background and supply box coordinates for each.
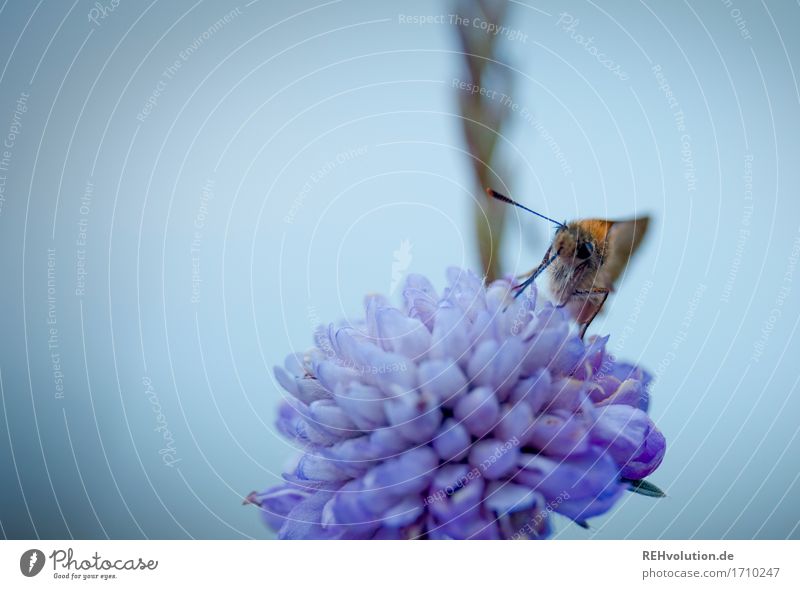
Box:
[0,0,798,539]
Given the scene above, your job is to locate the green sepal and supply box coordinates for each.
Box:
[622,478,666,498]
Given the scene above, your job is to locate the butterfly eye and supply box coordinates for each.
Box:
[576,242,594,259]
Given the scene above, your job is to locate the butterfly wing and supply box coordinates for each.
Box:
[601,216,651,286]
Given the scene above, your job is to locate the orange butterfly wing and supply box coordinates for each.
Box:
[599,216,651,286]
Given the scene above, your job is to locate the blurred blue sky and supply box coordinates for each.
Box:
[0,0,798,539]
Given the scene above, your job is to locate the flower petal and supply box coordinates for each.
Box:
[417,359,469,408]
[384,391,442,444]
[591,404,666,479]
[432,418,471,461]
[469,439,519,479]
[375,307,432,360]
[527,412,589,458]
[429,306,471,367]
[597,378,649,410]
[484,481,537,516]
[444,267,485,320]
[454,386,499,437]
[255,484,311,532]
[495,401,534,445]
[334,382,387,430]
[467,338,524,400]
[403,274,439,330]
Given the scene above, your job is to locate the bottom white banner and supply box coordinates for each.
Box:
[1,540,797,587]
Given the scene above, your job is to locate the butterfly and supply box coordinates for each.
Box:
[488,189,650,339]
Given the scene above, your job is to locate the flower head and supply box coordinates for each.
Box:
[253,268,665,539]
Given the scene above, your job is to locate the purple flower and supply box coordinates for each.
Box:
[252,268,666,539]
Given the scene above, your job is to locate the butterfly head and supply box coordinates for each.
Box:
[553,223,598,270]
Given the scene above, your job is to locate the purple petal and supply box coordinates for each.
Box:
[255,484,311,532]
[294,376,333,404]
[363,294,390,340]
[527,412,589,458]
[510,368,552,411]
[380,496,424,528]
[466,309,494,349]
[484,481,537,516]
[549,335,586,374]
[517,447,625,522]
[308,399,358,432]
[273,366,299,397]
[417,359,469,408]
[432,418,471,461]
[275,402,338,447]
[542,377,591,414]
[427,465,485,521]
[467,338,524,400]
[314,360,360,395]
[336,335,415,394]
[597,378,649,410]
[375,307,431,359]
[429,306,471,367]
[334,382,387,430]
[330,478,387,525]
[403,274,439,330]
[367,427,413,457]
[384,391,442,443]
[592,404,666,479]
[520,327,569,374]
[469,439,519,479]
[443,267,485,320]
[279,490,343,539]
[362,446,438,497]
[454,386,499,437]
[495,401,534,445]
[322,437,380,476]
[581,334,610,375]
[290,453,352,483]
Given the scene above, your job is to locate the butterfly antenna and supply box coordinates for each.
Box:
[487,188,565,228]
